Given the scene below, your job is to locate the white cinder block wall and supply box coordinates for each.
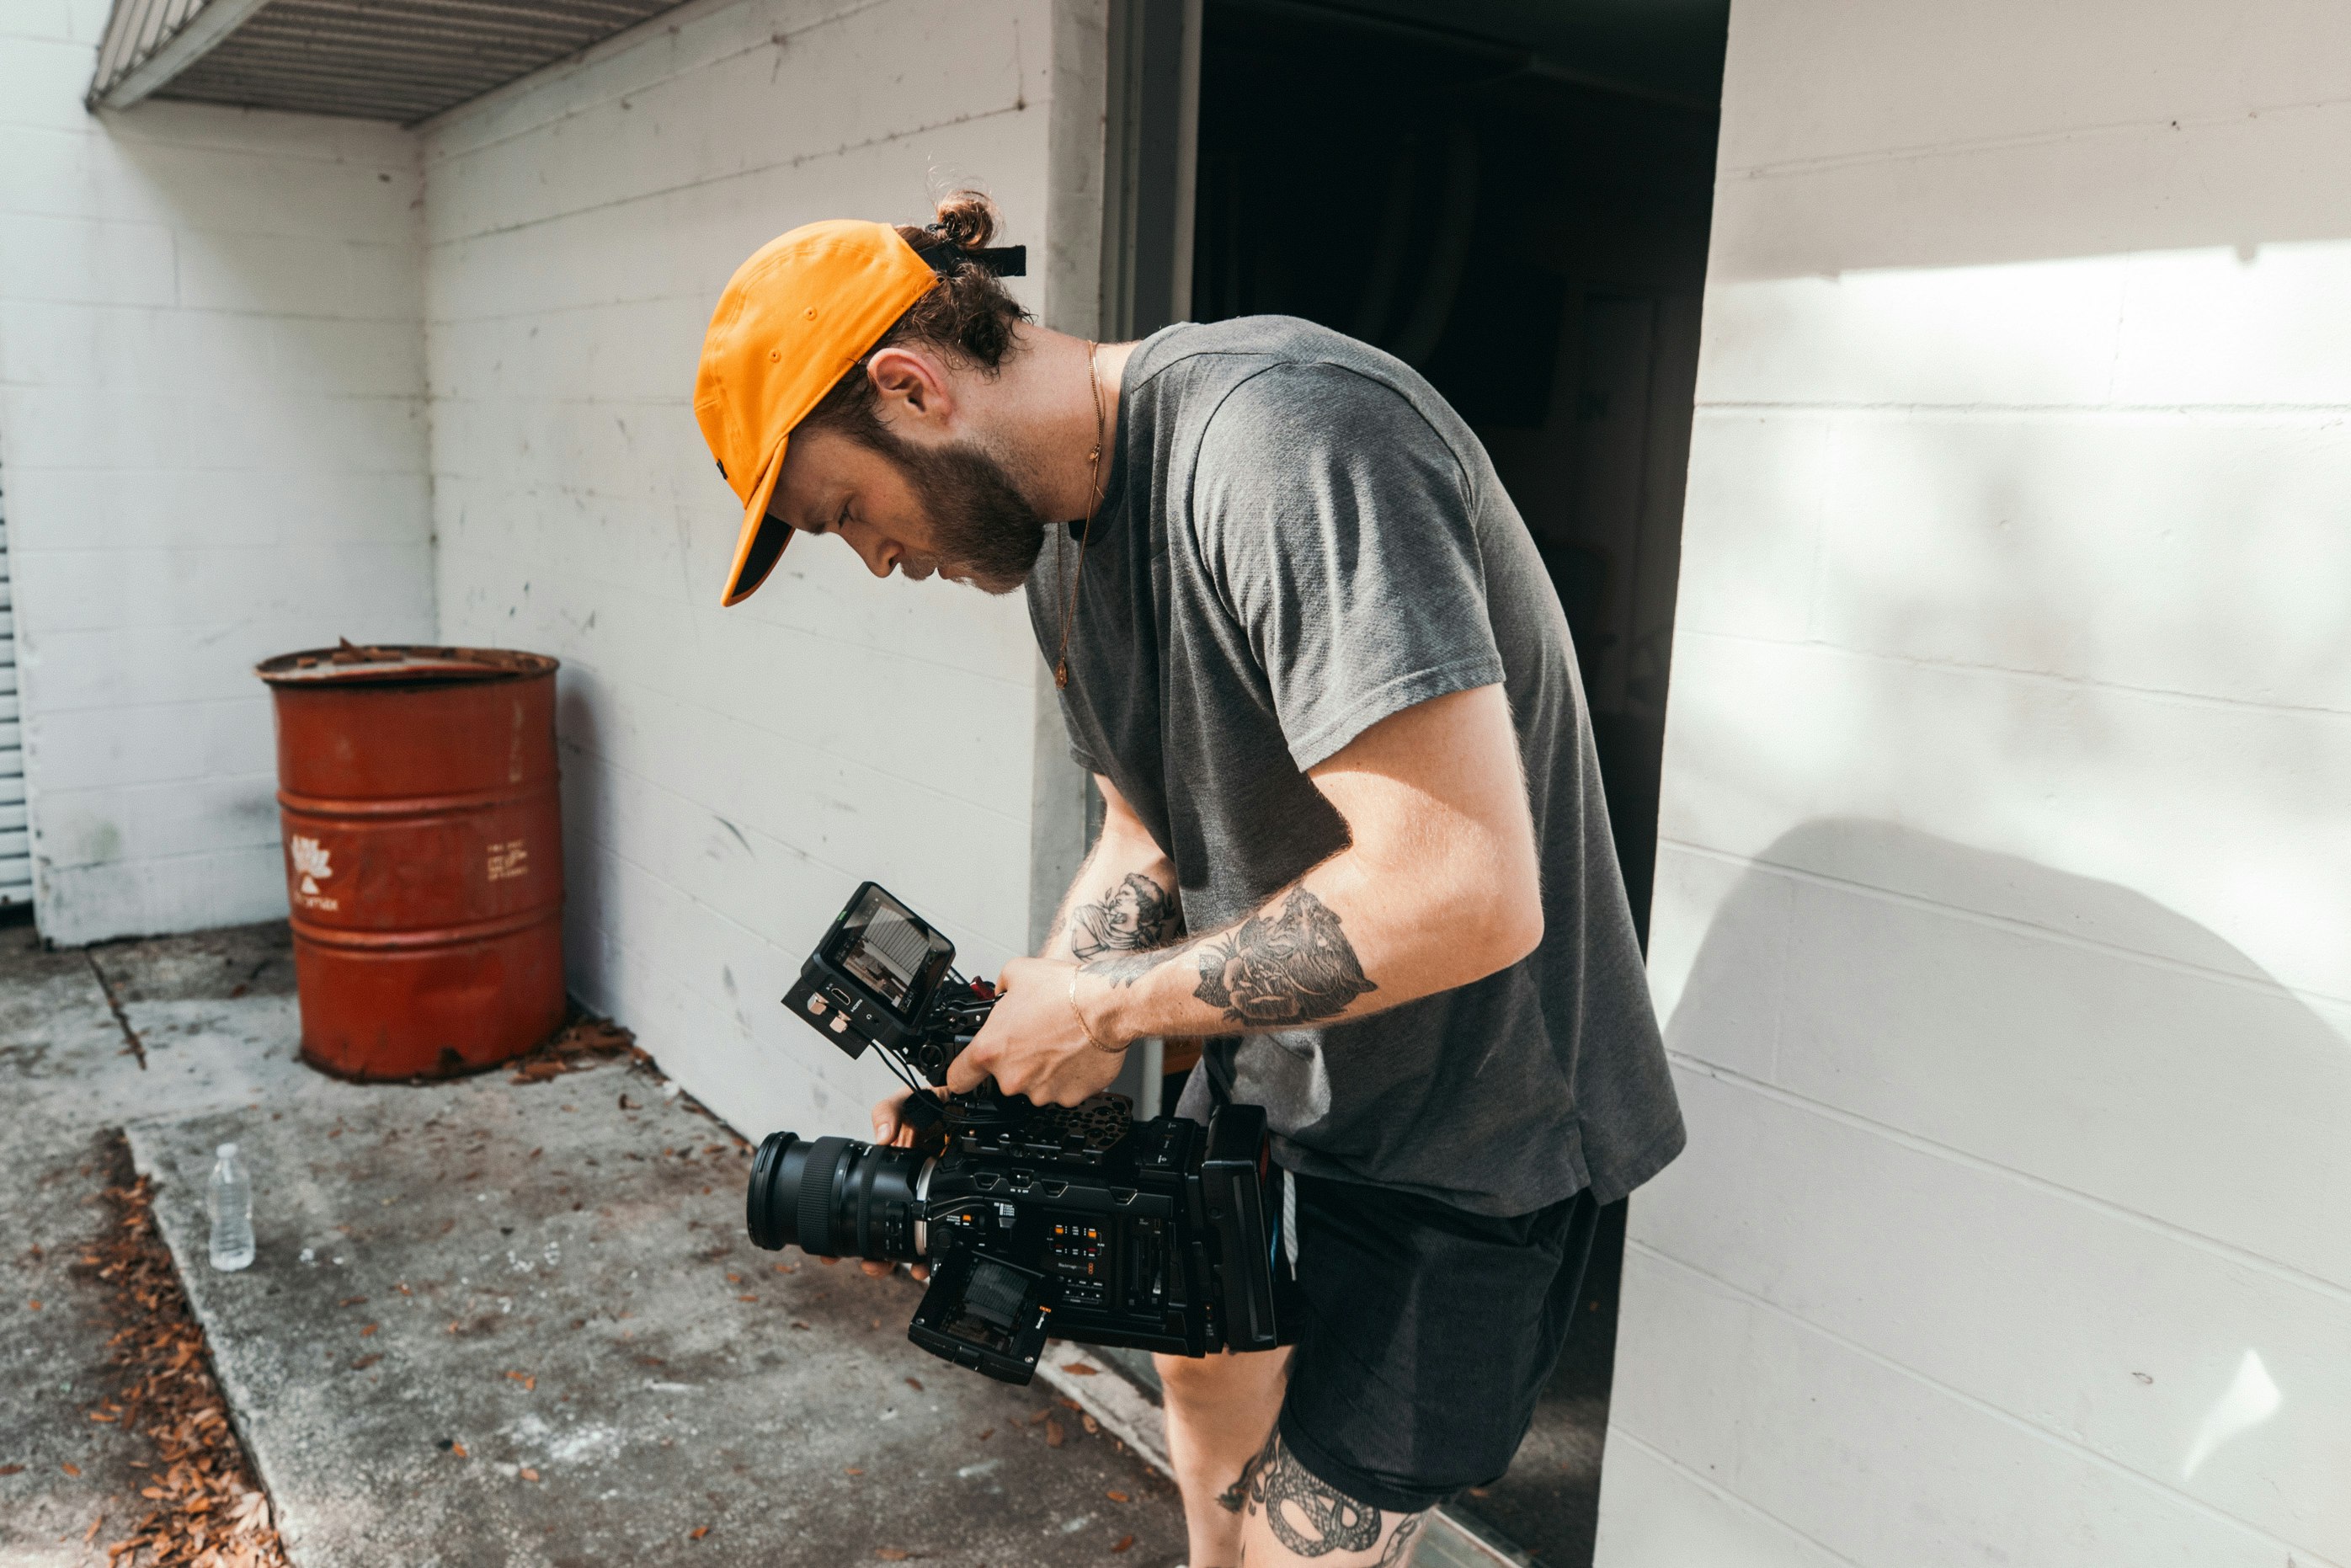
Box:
[0,1,436,945]
[419,0,1095,1141]
[1598,3,2351,1565]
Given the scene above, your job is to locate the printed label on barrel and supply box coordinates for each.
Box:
[488,839,530,882]
[289,835,340,912]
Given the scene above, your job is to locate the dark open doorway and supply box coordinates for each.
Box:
[1187,2,1726,1560]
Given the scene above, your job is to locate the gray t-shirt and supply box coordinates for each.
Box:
[1026,317,1682,1214]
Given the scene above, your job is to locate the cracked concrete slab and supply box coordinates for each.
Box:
[1,920,319,1567]
[131,1065,1182,1566]
[0,1122,148,1568]
[3,920,1185,1566]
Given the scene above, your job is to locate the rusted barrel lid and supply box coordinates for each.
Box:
[256,642,557,687]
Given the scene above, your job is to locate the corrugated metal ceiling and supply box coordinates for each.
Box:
[89,0,689,125]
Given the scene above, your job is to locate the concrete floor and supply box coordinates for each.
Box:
[0,921,1182,1567]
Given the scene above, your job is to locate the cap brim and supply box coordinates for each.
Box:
[720,437,792,606]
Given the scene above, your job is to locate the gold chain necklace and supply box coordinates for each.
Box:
[1052,341,1106,691]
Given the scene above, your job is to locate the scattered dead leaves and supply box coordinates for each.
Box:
[506,1011,642,1085]
[83,1142,290,1567]
[1112,1535,1135,1554]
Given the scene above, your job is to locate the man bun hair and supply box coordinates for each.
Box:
[923,189,1000,253]
[801,189,1032,451]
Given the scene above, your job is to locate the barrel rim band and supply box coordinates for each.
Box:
[290,903,563,952]
[277,783,553,819]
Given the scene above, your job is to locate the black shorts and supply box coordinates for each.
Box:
[1272,1168,1600,1514]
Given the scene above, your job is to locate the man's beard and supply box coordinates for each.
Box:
[880,432,1050,595]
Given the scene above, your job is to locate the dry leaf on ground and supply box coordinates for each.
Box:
[84,1144,290,1567]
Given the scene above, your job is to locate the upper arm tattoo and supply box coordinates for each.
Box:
[1068,872,1179,960]
[1192,888,1376,1027]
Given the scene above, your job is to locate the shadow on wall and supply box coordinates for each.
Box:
[1661,818,2349,1279]
[1618,817,2350,1555]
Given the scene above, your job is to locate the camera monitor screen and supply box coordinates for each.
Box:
[833,884,954,1020]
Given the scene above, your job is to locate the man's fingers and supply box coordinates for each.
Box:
[859,1261,893,1277]
[946,1043,991,1096]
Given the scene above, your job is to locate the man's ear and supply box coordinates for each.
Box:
[866,346,955,432]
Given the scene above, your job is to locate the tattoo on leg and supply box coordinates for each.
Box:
[1243,1431,1383,1557]
[1215,1432,1272,1513]
[1069,872,1179,958]
[1375,1512,1424,1566]
[1193,888,1376,1027]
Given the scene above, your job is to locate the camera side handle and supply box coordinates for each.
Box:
[1201,1102,1281,1352]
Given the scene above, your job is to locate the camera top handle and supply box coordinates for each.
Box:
[781,881,1020,1123]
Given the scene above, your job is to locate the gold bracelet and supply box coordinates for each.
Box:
[1069,968,1125,1054]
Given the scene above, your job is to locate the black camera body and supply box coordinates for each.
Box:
[747,882,1281,1384]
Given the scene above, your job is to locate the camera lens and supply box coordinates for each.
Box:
[746,1132,927,1262]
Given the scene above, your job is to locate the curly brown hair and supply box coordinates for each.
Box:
[800,190,1032,450]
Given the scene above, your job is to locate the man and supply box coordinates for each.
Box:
[695,196,1682,1568]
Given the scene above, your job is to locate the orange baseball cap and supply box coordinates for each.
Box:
[694,220,938,606]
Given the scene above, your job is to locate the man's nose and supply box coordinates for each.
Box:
[849,531,898,578]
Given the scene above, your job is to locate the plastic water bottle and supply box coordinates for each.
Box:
[208,1144,255,1272]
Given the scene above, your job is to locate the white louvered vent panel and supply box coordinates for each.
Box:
[0,479,29,904]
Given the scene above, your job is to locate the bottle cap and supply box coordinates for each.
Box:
[218,1142,239,1158]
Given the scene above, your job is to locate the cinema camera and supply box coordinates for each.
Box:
[744,883,1282,1384]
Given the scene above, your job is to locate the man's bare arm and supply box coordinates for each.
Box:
[1037,775,1182,962]
[950,685,1542,1101]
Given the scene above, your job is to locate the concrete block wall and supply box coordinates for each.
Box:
[1597,3,2351,1565]
[0,0,435,944]
[419,0,1095,1142]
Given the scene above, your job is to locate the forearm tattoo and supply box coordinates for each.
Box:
[1219,1429,1422,1562]
[1068,872,1179,959]
[1192,888,1376,1027]
[1081,945,1189,989]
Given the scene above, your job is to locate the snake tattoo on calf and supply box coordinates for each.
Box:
[1215,1431,1423,1563]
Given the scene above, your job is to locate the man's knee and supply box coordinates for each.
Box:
[1154,1346,1287,1409]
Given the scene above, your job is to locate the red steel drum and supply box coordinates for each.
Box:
[257,644,564,1080]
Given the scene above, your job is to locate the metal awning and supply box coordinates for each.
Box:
[88,0,687,124]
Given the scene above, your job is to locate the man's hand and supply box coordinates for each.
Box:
[946,956,1128,1104]
[850,1091,926,1280]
